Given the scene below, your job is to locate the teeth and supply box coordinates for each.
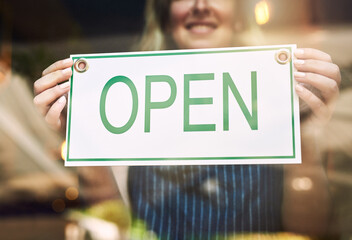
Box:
[192,25,211,30]
[189,24,214,33]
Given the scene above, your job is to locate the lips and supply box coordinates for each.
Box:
[186,21,217,34]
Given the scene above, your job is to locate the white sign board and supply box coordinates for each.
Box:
[65,45,301,166]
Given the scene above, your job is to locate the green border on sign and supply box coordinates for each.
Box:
[66,46,296,162]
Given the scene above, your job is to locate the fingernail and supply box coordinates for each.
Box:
[58,96,66,103]
[63,58,73,65]
[295,49,304,56]
[294,59,305,65]
[294,72,306,78]
[59,81,70,89]
[62,68,72,75]
[295,84,304,93]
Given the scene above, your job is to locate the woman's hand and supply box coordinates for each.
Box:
[294,48,341,124]
[33,58,73,131]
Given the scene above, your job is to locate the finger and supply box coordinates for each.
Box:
[295,84,330,121]
[34,68,72,95]
[294,72,339,102]
[33,82,70,115]
[294,48,332,63]
[294,59,341,85]
[42,58,73,76]
[45,95,67,130]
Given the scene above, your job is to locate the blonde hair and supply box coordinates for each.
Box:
[138,0,172,51]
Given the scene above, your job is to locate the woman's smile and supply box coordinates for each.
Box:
[185,20,217,35]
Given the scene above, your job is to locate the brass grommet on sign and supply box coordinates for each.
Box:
[275,49,291,65]
[74,58,89,73]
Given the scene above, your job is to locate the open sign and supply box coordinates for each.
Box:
[65,45,301,166]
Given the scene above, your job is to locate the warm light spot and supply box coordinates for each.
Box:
[292,177,313,191]
[52,199,66,212]
[61,141,67,161]
[65,187,79,201]
[0,71,5,83]
[65,223,83,240]
[255,0,270,25]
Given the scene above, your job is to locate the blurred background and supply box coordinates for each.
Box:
[0,0,351,239]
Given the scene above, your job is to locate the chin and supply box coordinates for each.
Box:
[177,36,233,50]
[179,40,222,49]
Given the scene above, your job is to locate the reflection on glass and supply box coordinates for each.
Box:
[0,0,351,239]
[292,177,313,191]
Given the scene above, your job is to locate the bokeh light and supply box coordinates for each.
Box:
[52,199,66,213]
[61,140,67,161]
[255,0,270,25]
[292,177,313,191]
[65,187,79,201]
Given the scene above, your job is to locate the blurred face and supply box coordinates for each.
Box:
[169,0,238,49]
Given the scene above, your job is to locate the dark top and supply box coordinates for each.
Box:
[128,165,283,240]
